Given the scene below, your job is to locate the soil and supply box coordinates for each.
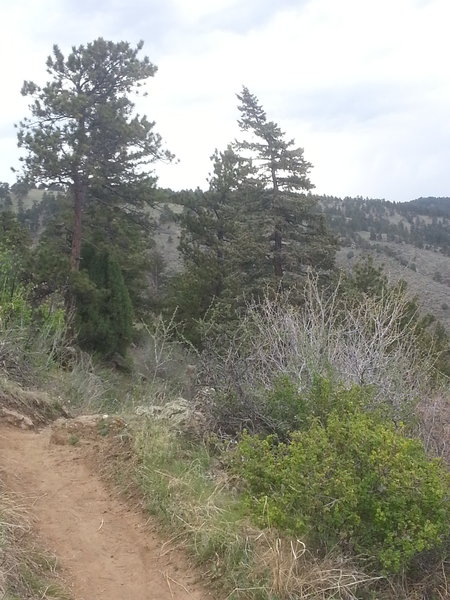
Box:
[0,425,212,600]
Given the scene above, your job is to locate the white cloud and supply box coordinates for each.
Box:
[0,0,449,201]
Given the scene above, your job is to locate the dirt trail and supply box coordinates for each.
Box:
[0,425,211,600]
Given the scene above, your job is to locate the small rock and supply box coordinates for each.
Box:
[50,414,126,445]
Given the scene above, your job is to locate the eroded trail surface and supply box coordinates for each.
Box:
[0,426,210,600]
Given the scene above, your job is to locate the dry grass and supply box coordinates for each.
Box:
[0,481,71,599]
[259,537,448,600]
[118,421,395,600]
[239,532,382,600]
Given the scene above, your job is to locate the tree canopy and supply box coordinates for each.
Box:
[17,38,172,271]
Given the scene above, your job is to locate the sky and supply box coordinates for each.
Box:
[0,0,449,202]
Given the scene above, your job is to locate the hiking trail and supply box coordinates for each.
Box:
[0,424,211,600]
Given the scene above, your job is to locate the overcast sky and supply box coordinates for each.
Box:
[1,0,449,202]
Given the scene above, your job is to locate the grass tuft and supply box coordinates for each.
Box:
[0,483,71,600]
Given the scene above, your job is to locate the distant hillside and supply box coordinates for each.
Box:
[403,197,450,218]
[319,195,450,255]
[320,195,450,331]
[0,187,65,238]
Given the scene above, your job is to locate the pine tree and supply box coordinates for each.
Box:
[170,90,336,344]
[0,212,32,284]
[17,38,172,274]
[0,183,12,211]
[178,147,256,297]
[234,87,335,287]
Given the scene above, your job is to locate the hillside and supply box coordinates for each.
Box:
[319,195,450,330]
[320,195,450,254]
[152,194,450,332]
[1,185,449,600]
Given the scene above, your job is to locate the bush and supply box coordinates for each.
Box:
[199,275,437,434]
[233,410,449,573]
[263,375,372,438]
[0,248,66,382]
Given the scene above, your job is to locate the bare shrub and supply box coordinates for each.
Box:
[51,351,118,413]
[132,312,198,400]
[199,274,438,432]
[415,392,450,466]
[0,325,34,384]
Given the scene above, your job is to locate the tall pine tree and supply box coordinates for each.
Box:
[17,38,172,274]
[172,90,336,343]
[234,87,335,287]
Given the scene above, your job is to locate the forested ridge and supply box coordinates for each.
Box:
[320,194,450,253]
[1,39,449,600]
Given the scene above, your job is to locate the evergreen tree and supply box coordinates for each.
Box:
[17,38,172,274]
[74,244,133,356]
[0,211,31,255]
[171,92,336,343]
[234,87,335,286]
[178,148,258,297]
[82,199,156,316]
[0,183,12,211]
[0,212,32,283]
[168,148,264,342]
[31,197,73,300]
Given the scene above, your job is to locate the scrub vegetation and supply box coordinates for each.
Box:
[0,37,448,600]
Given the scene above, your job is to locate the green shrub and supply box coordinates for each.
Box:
[233,411,449,573]
[74,244,133,357]
[1,248,66,379]
[264,376,304,434]
[264,375,372,437]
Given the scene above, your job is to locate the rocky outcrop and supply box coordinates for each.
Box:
[0,407,34,429]
[0,378,70,429]
[135,397,207,437]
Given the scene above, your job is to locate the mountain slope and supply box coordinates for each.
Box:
[320,196,450,330]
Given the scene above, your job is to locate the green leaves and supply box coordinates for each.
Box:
[233,398,450,573]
